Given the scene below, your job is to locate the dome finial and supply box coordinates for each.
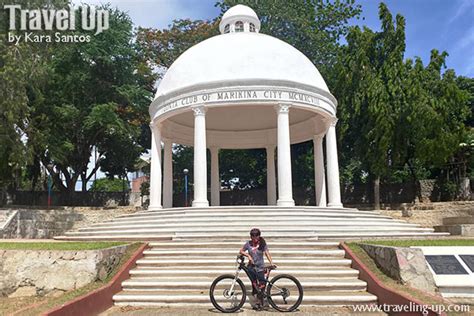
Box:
[219,4,261,34]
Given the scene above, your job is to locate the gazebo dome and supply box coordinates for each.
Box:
[219,4,261,33]
[154,32,329,99]
[153,5,330,104]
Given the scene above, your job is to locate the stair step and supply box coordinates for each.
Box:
[125,276,362,282]
[122,206,374,215]
[121,279,367,291]
[129,269,359,278]
[133,265,353,271]
[136,258,352,267]
[142,249,345,256]
[113,290,378,305]
[88,221,419,230]
[98,217,409,225]
[443,217,474,225]
[66,226,434,235]
[54,231,448,241]
[147,241,340,248]
[115,212,393,220]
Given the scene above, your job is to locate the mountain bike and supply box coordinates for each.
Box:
[209,255,303,313]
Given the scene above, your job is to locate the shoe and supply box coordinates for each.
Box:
[253,304,263,311]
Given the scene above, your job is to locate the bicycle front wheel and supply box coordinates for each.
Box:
[209,274,247,313]
[266,274,303,312]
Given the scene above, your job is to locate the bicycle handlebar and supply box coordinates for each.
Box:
[236,255,277,270]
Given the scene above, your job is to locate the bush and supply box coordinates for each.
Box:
[140,181,149,197]
[90,178,129,192]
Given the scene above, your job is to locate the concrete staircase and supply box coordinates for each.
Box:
[112,240,379,307]
[0,210,12,225]
[54,206,449,241]
[0,209,18,238]
[55,206,449,307]
[435,209,474,236]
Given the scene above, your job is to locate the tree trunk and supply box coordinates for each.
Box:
[373,176,380,210]
[81,173,87,192]
[407,161,422,202]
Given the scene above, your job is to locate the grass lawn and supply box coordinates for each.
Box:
[346,242,473,315]
[355,239,474,247]
[0,243,142,316]
[0,241,127,250]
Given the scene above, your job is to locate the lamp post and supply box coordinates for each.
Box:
[47,163,53,208]
[183,168,189,207]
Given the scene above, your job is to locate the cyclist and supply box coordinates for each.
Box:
[239,228,277,309]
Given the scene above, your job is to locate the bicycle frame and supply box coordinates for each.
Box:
[231,255,272,297]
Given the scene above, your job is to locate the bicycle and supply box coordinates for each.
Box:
[209,255,303,313]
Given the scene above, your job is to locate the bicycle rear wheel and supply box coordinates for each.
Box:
[266,274,303,312]
[209,274,247,313]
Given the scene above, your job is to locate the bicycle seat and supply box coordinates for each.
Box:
[264,265,277,272]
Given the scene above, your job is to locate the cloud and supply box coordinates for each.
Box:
[447,0,474,25]
[452,25,474,52]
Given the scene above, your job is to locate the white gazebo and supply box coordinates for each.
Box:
[148,5,342,210]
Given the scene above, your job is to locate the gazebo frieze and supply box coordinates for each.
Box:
[151,84,337,120]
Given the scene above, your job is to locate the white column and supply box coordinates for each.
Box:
[313,135,327,207]
[276,104,295,206]
[192,106,209,207]
[149,123,162,210]
[163,139,173,208]
[210,147,220,206]
[326,120,343,207]
[266,145,277,205]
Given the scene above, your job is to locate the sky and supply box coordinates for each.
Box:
[71,0,474,78]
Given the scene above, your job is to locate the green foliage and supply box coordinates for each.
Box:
[172,146,267,192]
[136,19,219,77]
[335,3,406,179]
[456,76,474,127]
[437,180,459,200]
[0,0,70,189]
[140,180,150,197]
[172,145,194,193]
[89,177,129,192]
[23,5,154,192]
[219,149,266,190]
[334,3,469,202]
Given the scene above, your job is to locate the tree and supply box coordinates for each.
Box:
[393,52,469,184]
[219,149,266,190]
[136,19,219,78]
[455,76,474,179]
[334,3,406,208]
[335,3,470,206]
[25,5,154,193]
[0,0,69,190]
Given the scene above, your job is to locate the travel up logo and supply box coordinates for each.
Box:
[4,4,109,44]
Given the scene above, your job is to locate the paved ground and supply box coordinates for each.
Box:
[102,305,387,315]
